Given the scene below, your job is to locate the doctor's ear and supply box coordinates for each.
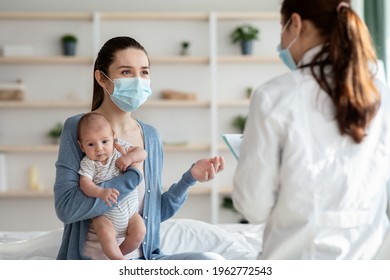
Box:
[289,13,303,36]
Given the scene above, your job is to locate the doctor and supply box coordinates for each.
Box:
[233,0,390,259]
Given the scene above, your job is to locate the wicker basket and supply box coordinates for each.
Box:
[0,81,25,101]
[161,89,197,100]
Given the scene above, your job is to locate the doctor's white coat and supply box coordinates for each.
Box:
[233,47,390,259]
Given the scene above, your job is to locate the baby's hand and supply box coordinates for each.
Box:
[115,156,130,172]
[99,188,119,207]
[114,141,132,172]
[114,141,146,172]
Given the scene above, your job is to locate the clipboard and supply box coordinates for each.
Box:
[221,134,242,160]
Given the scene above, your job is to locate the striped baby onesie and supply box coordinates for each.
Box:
[79,139,139,237]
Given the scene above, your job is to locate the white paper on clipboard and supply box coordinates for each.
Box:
[221,134,242,160]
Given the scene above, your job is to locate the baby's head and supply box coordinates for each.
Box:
[77,112,115,163]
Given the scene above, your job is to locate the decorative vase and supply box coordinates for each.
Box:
[240,40,253,55]
[180,48,190,56]
[180,41,191,56]
[63,42,76,56]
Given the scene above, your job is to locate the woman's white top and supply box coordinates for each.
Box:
[233,46,390,259]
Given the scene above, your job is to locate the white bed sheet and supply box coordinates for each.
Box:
[0,219,264,260]
[1,219,389,260]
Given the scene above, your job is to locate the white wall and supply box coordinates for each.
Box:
[386,1,390,84]
[0,1,283,231]
[2,0,383,231]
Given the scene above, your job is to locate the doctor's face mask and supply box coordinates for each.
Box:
[277,18,299,70]
[101,71,152,112]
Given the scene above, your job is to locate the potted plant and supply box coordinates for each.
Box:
[47,122,63,144]
[221,196,248,223]
[180,41,191,55]
[230,24,260,55]
[61,34,77,56]
[245,86,253,99]
[232,115,247,133]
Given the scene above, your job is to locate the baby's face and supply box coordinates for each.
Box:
[79,122,115,164]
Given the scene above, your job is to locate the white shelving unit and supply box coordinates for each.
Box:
[0,11,285,228]
[211,11,284,223]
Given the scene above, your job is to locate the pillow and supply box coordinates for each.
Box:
[160,219,261,260]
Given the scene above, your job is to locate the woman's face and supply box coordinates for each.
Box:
[105,48,150,92]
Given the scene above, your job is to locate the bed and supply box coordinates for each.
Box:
[0,219,264,260]
[2,218,389,260]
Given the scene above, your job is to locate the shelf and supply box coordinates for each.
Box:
[179,186,213,195]
[163,143,210,152]
[218,143,229,151]
[218,55,280,64]
[186,186,232,195]
[0,186,215,198]
[145,99,210,108]
[216,12,280,20]
[0,100,90,109]
[0,56,94,65]
[0,99,211,109]
[0,145,59,153]
[189,187,213,195]
[101,12,209,21]
[0,12,93,21]
[0,144,210,153]
[218,186,233,195]
[218,99,250,107]
[0,56,207,65]
[0,189,53,198]
[150,56,209,64]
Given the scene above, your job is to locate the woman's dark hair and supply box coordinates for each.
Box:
[281,0,380,143]
[92,36,149,111]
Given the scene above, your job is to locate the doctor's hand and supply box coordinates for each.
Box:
[191,156,225,182]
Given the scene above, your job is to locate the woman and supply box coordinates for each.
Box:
[233,0,390,259]
[54,36,225,260]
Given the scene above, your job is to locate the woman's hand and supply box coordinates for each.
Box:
[191,156,225,182]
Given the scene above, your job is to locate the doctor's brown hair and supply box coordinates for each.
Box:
[281,0,380,143]
[91,36,149,111]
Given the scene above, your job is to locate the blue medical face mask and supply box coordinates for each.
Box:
[102,72,152,112]
[277,19,299,70]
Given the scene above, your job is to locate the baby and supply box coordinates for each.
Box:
[77,112,146,260]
